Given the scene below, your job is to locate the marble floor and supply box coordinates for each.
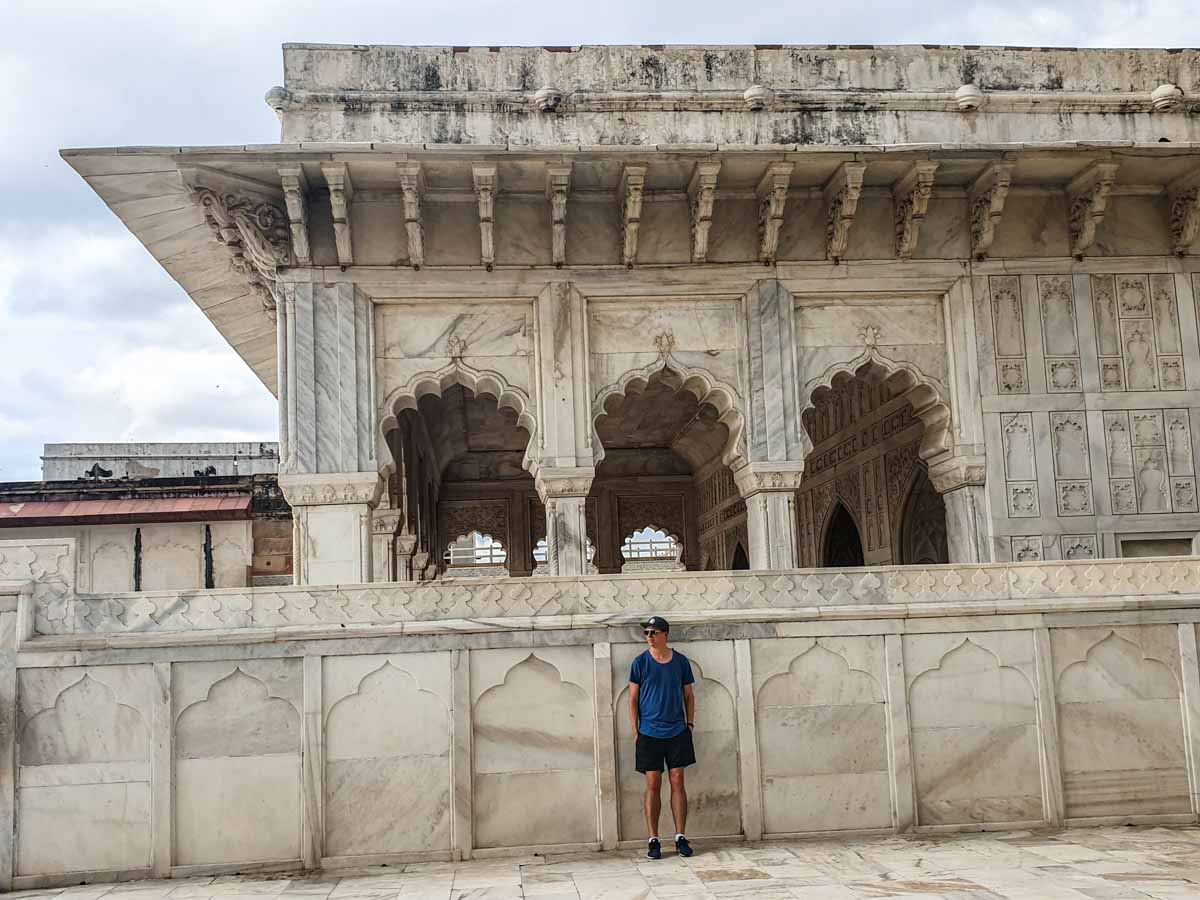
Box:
[14,826,1200,899]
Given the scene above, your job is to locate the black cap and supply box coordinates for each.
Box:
[642,616,670,632]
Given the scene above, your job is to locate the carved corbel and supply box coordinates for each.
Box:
[968,161,1014,260]
[181,166,291,319]
[1168,169,1200,256]
[893,160,938,260]
[320,163,354,266]
[1067,161,1119,259]
[756,161,794,264]
[546,163,572,267]
[688,161,721,263]
[472,164,498,271]
[618,164,647,268]
[277,165,311,266]
[824,161,867,263]
[397,161,425,269]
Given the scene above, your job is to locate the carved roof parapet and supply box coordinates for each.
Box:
[823,161,867,264]
[892,160,938,260]
[1168,168,1200,256]
[968,159,1015,260]
[1067,159,1119,259]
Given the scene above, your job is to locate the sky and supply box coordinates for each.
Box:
[1,0,1196,481]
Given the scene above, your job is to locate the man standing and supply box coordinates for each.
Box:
[629,615,696,860]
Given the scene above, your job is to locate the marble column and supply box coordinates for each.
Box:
[535,467,594,577]
[928,454,991,564]
[734,464,804,570]
[371,511,401,583]
[279,472,384,585]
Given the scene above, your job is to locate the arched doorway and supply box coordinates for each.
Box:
[822,503,865,567]
[797,359,950,567]
[897,466,949,565]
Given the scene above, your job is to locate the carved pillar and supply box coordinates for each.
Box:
[279,472,384,585]
[371,511,401,582]
[734,464,804,570]
[746,280,804,464]
[536,469,595,577]
[395,534,417,582]
[928,455,990,564]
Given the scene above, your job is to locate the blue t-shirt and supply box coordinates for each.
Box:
[630,649,695,738]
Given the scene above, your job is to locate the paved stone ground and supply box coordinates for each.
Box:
[14,826,1200,899]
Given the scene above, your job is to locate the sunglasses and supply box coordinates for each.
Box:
[643,629,661,637]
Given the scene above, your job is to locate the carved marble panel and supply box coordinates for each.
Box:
[1001,413,1036,482]
[1050,413,1090,479]
[1150,275,1182,355]
[1053,626,1189,818]
[1007,483,1040,518]
[614,641,740,840]
[1111,479,1137,514]
[1038,275,1079,357]
[1091,275,1120,357]
[1133,411,1165,447]
[1045,359,1081,393]
[1098,274,1187,392]
[1104,412,1134,479]
[751,637,888,834]
[990,276,1026,358]
[1134,447,1171,514]
[1165,410,1194,477]
[323,653,452,856]
[1121,319,1159,390]
[998,360,1028,394]
[1010,536,1043,561]
[1062,534,1098,560]
[140,524,204,592]
[1173,478,1198,513]
[906,633,1043,826]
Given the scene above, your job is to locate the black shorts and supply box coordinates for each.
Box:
[635,727,696,773]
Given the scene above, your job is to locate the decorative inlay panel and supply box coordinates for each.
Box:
[1093,274,1184,392]
[1010,536,1043,561]
[990,275,1027,394]
[1062,534,1098,560]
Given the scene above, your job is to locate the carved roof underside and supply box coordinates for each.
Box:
[62,142,1200,392]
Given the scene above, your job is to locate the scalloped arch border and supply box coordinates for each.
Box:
[801,349,952,463]
[378,361,539,475]
[591,358,746,468]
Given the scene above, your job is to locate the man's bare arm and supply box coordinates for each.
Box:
[629,682,640,740]
[683,683,695,728]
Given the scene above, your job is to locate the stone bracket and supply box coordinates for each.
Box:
[824,161,867,263]
[277,165,311,266]
[756,161,794,264]
[1169,168,1200,256]
[547,163,572,267]
[1067,160,1119,259]
[473,164,498,270]
[618,164,647,268]
[893,160,938,260]
[321,163,354,266]
[533,465,596,503]
[969,160,1014,260]
[397,161,425,269]
[926,454,986,493]
[732,462,806,499]
[688,161,721,262]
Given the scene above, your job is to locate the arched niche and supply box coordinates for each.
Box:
[797,354,951,568]
[590,364,747,573]
[822,503,864,567]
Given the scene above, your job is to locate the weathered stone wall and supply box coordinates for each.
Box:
[4,537,1200,887]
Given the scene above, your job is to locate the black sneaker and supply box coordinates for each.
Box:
[675,836,693,857]
[646,838,662,860]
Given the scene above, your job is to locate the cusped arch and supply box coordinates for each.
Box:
[175,667,300,758]
[378,361,539,475]
[19,674,149,766]
[908,638,1036,730]
[801,351,952,462]
[757,642,882,709]
[1057,630,1181,703]
[326,661,449,760]
[592,359,746,468]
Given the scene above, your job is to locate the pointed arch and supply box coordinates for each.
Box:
[378,361,539,476]
[801,350,952,462]
[592,358,746,468]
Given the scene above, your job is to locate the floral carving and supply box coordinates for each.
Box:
[192,187,291,318]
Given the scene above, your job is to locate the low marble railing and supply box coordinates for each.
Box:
[5,537,1200,641]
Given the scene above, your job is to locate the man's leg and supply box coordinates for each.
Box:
[667,767,688,836]
[644,771,663,837]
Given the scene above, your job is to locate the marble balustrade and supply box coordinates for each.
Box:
[4,536,1200,889]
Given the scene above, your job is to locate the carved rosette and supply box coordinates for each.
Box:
[192,186,292,318]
